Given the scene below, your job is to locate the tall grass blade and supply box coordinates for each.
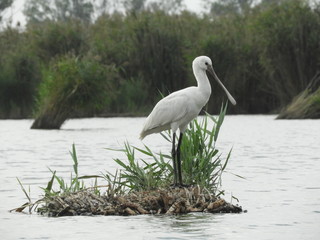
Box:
[160,132,171,142]
[134,146,153,156]
[222,148,232,171]
[70,143,78,176]
[78,175,103,179]
[44,171,56,197]
[214,103,227,142]
[16,178,31,203]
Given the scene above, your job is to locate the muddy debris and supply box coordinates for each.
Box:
[33,186,242,217]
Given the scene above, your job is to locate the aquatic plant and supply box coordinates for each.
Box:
[179,105,231,193]
[108,142,170,191]
[40,144,102,197]
[110,104,231,194]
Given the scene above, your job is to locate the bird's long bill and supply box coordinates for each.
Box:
[207,66,237,105]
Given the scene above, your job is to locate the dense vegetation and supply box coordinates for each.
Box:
[1,0,320,119]
[277,71,320,119]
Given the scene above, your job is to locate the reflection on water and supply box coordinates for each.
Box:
[0,116,320,240]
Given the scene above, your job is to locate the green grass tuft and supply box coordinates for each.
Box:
[109,103,232,194]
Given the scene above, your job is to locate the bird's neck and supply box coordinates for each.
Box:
[194,67,212,97]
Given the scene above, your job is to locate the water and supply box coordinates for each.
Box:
[0,115,319,240]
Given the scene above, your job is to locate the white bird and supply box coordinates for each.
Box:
[140,56,236,186]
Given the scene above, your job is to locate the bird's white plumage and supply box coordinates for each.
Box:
[140,87,204,139]
[140,56,235,140]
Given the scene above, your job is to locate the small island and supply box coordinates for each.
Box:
[35,186,242,217]
[13,108,243,217]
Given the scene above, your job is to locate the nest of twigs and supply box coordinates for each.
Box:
[14,186,243,217]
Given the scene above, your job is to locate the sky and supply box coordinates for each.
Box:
[1,0,205,29]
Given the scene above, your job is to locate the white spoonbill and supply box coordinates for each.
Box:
[140,56,236,186]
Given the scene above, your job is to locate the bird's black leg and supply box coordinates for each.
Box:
[176,133,183,186]
[171,132,177,185]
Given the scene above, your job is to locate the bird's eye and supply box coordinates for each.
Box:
[205,62,208,65]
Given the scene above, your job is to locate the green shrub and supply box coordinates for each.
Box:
[252,0,320,106]
[109,77,149,113]
[2,1,320,118]
[92,11,190,110]
[130,11,188,97]
[0,29,40,118]
[28,20,88,61]
[32,55,119,128]
[90,13,132,67]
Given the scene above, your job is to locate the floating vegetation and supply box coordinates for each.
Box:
[12,107,243,216]
[31,186,241,217]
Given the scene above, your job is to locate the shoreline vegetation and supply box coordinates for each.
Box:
[12,107,243,216]
[277,72,320,119]
[1,0,320,123]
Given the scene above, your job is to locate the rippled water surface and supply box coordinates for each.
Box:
[1,115,319,239]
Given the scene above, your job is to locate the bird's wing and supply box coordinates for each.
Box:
[142,92,190,134]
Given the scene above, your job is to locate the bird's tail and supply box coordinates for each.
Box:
[139,130,147,140]
[139,134,145,140]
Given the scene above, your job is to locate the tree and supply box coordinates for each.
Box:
[122,0,185,14]
[24,0,94,23]
[0,0,13,11]
[123,0,146,13]
[0,0,13,22]
[206,0,253,16]
[148,0,185,14]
